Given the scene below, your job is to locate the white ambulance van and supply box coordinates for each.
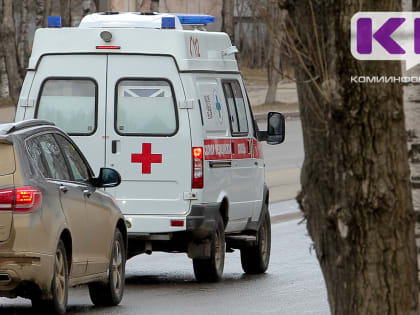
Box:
[15,12,286,282]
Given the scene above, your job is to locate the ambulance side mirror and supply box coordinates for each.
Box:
[94,168,121,188]
[257,112,285,145]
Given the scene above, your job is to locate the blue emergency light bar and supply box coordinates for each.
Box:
[161,17,176,29]
[48,16,62,28]
[175,14,215,25]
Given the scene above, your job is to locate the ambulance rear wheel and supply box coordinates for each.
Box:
[193,216,225,282]
[240,206,271,274]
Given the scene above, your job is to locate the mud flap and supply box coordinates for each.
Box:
[187,239,211,259]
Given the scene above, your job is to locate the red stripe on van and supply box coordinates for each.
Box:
[252,139,264,160]
[204,138,263,160]
[204,139,232,160]
[231,139,252,160]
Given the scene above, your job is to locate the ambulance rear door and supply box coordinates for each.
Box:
[105,55,192,216]
[24,54,107,174]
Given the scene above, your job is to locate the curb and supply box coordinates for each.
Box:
[254,111,300,122]
[270,212,303,224]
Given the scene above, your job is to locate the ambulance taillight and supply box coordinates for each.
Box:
[192,147,203,189]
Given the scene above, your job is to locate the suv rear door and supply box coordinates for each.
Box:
[26,133,88,277]
[105,55,192,216]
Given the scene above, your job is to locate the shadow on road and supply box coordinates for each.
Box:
[0,273,271,314]
[125,272,269,286]
[0,304,98,315]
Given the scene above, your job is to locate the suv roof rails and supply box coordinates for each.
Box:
[1,119,55,135]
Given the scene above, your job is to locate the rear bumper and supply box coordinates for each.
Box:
[0,252,54,299]
[126,203,220,237]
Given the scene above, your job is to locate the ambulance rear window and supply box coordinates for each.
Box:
[115,80,177,136]
[36,79,97,135]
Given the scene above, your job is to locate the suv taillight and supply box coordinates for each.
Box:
[192,147,204,189]
[0,189,14,210]
[0,187,42,212]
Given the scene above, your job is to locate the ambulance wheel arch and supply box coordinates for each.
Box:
[247,184,270,232]
[219,197,229,228]
[263,183,269,207]
[247,183,270,232]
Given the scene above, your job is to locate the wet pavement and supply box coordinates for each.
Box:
[0,201,330,315]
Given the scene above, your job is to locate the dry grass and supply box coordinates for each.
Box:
[240,66,267,81]
[252,102,299,114]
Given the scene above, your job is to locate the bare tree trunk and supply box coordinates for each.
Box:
[264,44,281,104]
[81,0,96,16]
[261,0,283,104]
[222,0,235,44]
[0,57,9,100]
[407,0,420,285]
[35,0,45,27]
[60,0,72,26]
[35,0,52,28]
[17,0,29,74]
[285,0,419,313]
[0,0,22,102]
[139,0,151,11]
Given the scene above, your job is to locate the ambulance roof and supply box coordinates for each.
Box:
[28,12,239,73]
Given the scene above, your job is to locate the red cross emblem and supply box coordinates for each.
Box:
[131,143,162,174]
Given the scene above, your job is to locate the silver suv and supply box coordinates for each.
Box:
[0,120,127,314]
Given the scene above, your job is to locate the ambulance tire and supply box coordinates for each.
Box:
[240,205,271,274]
[193,215,225,282]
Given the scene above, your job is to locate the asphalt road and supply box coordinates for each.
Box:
[0,204,329,314]
[259,118,304,172]
[260,119,304,202]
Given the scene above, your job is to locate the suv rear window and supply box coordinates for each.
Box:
[36,79,97,135]
[0,144,15,176]
[115,80,177,136]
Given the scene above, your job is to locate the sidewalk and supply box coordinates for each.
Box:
[266,168,301,203]
[269,199,302,224]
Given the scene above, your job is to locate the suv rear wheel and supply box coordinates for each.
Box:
[240,205,271,274]
[89,229,126,307]
[193,215,225,282]
[32,240,68,315]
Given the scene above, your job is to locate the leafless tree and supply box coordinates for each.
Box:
[283,0,419,313]
[0,0,98,103]
[222,0,235,44]
[138,0,151,11]
[246,0,289,104]
[0,0,23,102]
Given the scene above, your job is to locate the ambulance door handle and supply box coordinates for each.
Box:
[209,161,232,168]
[112,140,118,154]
